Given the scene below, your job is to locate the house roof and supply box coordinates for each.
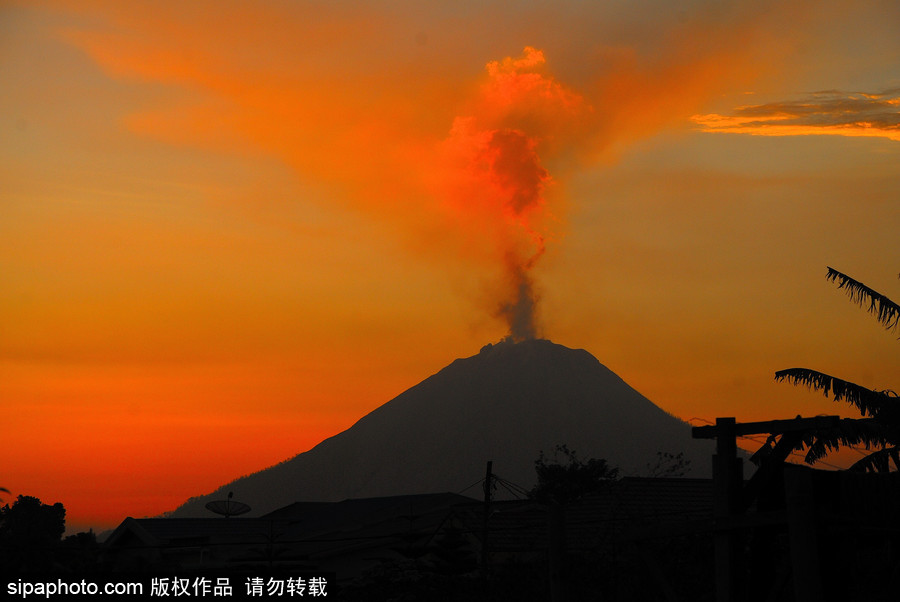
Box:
[261,492,475,525]
[104,492,480,571]
[105,516,288,550]
[264,492,479,561]
[105,480,712,572]
[450,477,713,553]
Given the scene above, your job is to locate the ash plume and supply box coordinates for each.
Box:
[498,262,540,341]
[436,49,572,340]
[62,3,798,338]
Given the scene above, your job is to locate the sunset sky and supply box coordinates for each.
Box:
[2,0,898,533]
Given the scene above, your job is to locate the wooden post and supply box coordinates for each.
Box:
[691,416,844,600]
[784,465,823,602]
[713,417,744,602]
[692,416,839,601]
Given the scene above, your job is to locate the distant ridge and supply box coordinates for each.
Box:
[170,339,714,517]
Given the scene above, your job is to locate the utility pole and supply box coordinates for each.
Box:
[482,460,493,575]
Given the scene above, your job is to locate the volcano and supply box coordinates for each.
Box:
[170,339,714,517]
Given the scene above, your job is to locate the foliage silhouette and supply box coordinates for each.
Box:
[0,495,66,573]
[529,444,619,504]
[529,446,619,602]
[644,451,692,478]
[775,267,899,470]
[822,267,899,332]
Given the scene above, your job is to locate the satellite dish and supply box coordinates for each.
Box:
[205,491,251,518]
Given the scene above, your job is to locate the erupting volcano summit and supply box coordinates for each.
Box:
[171,339,714,518]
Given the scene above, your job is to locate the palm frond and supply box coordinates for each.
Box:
[798,419,894,464]
[775,368,897,417]
[826,267,900,332]
[849,446,900,473]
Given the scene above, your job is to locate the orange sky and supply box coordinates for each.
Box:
[2,0,898,533]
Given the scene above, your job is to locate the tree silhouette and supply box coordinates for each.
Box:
[775,267,899,471]
[529,446,619,602]
[529,444,619,504]
[644,451,691,478]
[0,495,66,573]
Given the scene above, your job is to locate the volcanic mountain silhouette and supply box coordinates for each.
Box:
[171,339,714,517]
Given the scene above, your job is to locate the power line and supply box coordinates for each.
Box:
[735,432,845,470]
[457,477,486,495]
[688,417,714,425]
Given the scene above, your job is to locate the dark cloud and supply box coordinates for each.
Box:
[693,89,900,140]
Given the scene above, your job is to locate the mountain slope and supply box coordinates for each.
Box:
[171,339,714,517]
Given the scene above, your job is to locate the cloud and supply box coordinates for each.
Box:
[49,0,804,336]
[692,89,900,141]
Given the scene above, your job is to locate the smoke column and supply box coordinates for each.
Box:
[433,47,587,340]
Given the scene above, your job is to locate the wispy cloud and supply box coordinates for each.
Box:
[693,89,900,141]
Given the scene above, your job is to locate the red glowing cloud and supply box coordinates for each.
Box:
[428,48,590,339]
